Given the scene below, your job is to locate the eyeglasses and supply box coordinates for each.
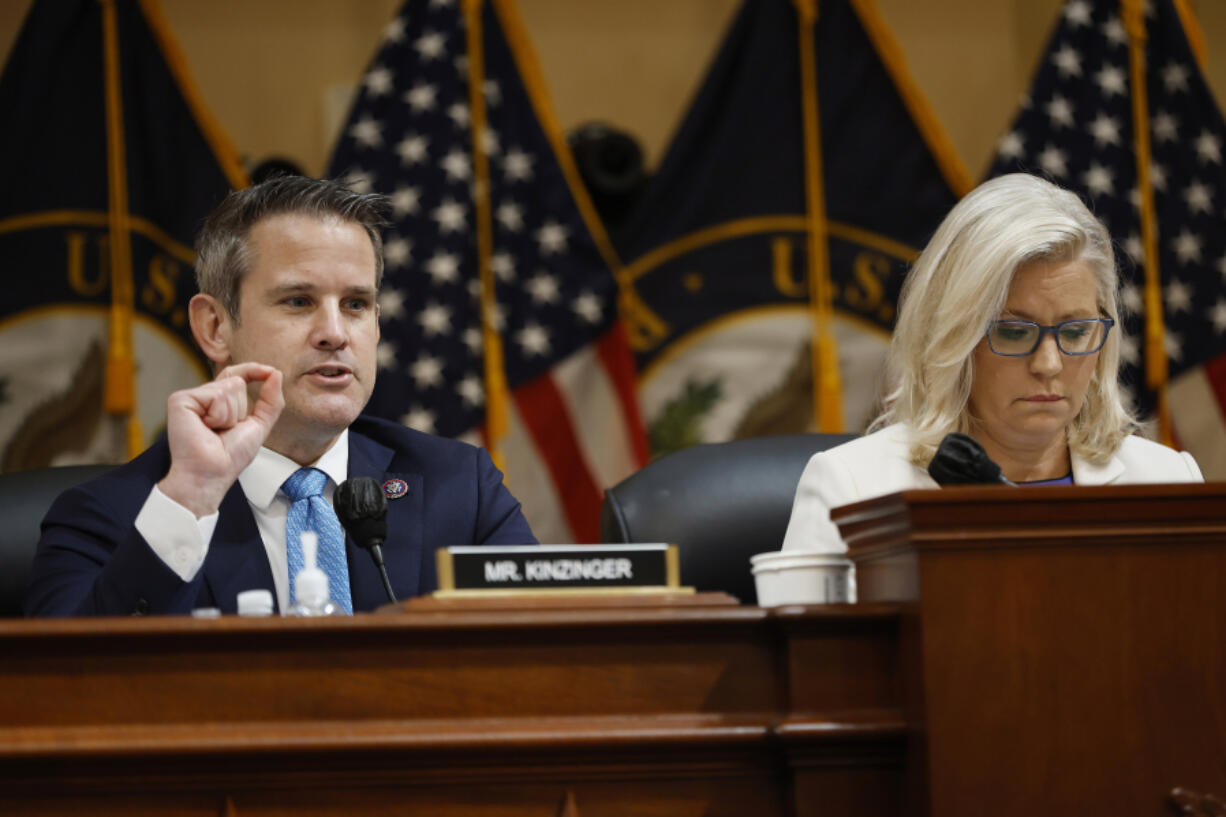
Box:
[985,317,1115,357]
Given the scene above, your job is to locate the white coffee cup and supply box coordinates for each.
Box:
[750,550,854,606]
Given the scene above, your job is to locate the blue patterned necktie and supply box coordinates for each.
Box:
[282,467,353,614]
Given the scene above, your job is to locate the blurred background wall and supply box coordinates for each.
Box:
[2,0,1224,184]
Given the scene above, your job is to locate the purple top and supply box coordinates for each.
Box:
[1018,473,1074,486]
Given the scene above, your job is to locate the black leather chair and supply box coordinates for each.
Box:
[0,464,114,616]
[600,433,858,604]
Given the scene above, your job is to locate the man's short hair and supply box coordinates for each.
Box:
[195,176,390,321]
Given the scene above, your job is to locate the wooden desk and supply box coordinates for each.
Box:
[9,483,1221,815]
[0,597,905,816]
[837,482,1226,817]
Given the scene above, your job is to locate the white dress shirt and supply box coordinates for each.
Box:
[134,431,349,612]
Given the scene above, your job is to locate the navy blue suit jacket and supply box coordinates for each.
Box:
[25,415,536,616]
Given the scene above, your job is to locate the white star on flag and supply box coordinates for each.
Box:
[516,323,550,356]
[1038,145,1069,177]
[535,221,568,254]
[1047,94,1076,128]
[396,134,429,165]
[1165,279,1193,313]
[433,199,467,233]
[1102,17,1127,46]
[456,375,484,407]
[365,67,394,97]
[425,251,460,284]
[496,201,523,231]
[383,236,411,268]
[526,273,560,304]
[410,353,445,389]
[414,31,446,61]
[377,340,398,370]
[401,406,437,433]
[1053,46,1083,77]
[1083,163,1114,196]
[418,303,452,336]
[378,287,406,320]
[440,149,471,181]
[391,186,421,216]
[491,251,515,281]
[572,292,603,323]
[1064,0,1092,26]
[404,83,438,113]
[1094,65,1126,96]
[1162,61,1190,93]
[448,102,470,128]
[1152,110,1178,142]
[503,148,534,182]
[1089,113,1121,146]
[1209,299,1226,332]
[1172,229,1202,264]
[1195,130,1221,164]
[997,131,1025,160]
[1183,181,1212,214]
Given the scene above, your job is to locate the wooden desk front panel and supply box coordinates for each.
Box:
[0,604,905,816]
[843,483,1226,817]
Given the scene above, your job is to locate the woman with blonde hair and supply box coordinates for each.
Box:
[782,173,1202,553]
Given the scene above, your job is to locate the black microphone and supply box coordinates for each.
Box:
[927,432,1016,486]
[334,477,397,603]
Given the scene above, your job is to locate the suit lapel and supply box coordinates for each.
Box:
[1071,449,1125,485]
[202,484,277,614]
[347,431,424,609]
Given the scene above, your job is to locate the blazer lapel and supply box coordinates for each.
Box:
[202,484,278,614]
[346,431,424,609]
[1071,450,1125,485]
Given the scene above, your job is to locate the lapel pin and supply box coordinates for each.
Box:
[382,478,409,500]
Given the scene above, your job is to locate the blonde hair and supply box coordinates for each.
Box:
[871,173,1137,465]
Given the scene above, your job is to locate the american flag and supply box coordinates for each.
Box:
[328,0,648,541]
[988,0,1226,476]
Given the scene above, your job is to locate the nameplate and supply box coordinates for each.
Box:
[435,544,684,596]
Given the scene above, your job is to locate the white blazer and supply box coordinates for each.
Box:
[781,423,1205,553]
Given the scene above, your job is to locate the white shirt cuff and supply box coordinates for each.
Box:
[134,485,220,581]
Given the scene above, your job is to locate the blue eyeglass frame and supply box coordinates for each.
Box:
[985,317,1115,357]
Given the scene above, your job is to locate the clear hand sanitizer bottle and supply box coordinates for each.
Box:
[286,531,344,617]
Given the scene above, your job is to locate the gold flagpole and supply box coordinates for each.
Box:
[464,0,510,471]
[101,0,142,459]
[794,0,844,433]
[1121,0,1172,445]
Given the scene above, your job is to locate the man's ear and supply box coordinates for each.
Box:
[189,293,233,366]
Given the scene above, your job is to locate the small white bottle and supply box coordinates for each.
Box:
[285,531,344,617]
[236,589,274,617]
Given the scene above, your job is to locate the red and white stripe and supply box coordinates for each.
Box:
[1170,352,1226,480]
[497,323,648,543]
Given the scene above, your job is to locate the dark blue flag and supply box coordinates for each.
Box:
[614,0,970,456]
[988,0,1226,476]
[0,0,244,470]
[328,0,647,543]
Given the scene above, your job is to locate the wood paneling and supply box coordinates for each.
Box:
[0,597,904,816]
[840,483,1226,817]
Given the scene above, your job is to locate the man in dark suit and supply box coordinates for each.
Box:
[26,177,535,616]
